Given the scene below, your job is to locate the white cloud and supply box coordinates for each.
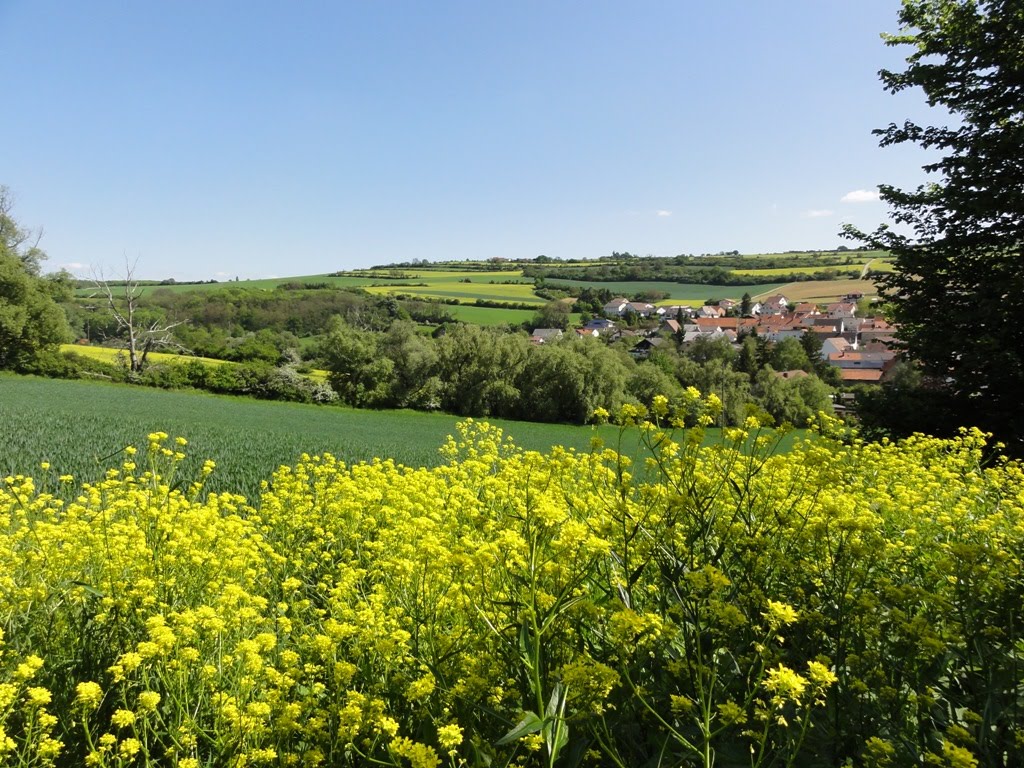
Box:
[841,189,881,203]
[656,210,672,217]
[60,262,88,271]
[802,209,834,218]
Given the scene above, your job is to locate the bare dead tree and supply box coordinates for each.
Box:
[91,258,187,373]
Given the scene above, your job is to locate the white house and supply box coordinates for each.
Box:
[602,298,630,316]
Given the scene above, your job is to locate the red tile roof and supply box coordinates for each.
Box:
[839,369,885,382]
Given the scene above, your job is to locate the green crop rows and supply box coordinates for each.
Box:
[1,375,651,500]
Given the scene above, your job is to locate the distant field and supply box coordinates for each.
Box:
[0,375,648,500]
[86,255,894,309]
[364,283,543,304]
[863,258,895,273]
[445,305,539,325]
[359,269,540,304]
[360,269,533,282]
[114,269,547,307]
[732,266,862,277]
[63,344,231,368]
[544,279,790,305]
[60,345,329,382]
[760,278,883,304]
[733,255,894,277]
[74,273,394,296]
[737,252,888,264]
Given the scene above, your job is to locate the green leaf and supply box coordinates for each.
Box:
[496,710,544,746]
[545,683,570,760]
[545,681,564,720]
[549,720,569,760]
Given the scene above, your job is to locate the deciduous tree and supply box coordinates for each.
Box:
[0,186,46,275]
[0,252,69,369]
[844,0,1024,451]
[0,193,68,369]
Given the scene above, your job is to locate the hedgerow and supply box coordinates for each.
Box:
[1,394,1020,767]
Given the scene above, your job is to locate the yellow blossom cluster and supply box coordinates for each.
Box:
[0,415,1020,767]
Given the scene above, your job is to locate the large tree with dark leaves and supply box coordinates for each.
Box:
[847,0,1024,452]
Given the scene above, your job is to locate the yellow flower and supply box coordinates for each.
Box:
[391,737,441,768]
[37,736,63,760]
[378,717,399,738]
[806,661,838,690]
[111,709,136,728]
[523,734,544,752]
[763,600,799,630]
[651,394,670,417]
[670,695,695,715]
[717,700,747,726]
[15,655,44,681]
[75,682,104,710]
[405,673,435,703]
[0,726,15,755]
[764,664,808,707]
[137,691,161,712]
[118,738,141,759]
[117,651,143,673]
[437,723,463,753]
[25,687,52,707]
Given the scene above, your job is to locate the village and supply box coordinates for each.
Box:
[527,290,898,386]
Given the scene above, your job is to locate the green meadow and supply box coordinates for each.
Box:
[444,304,542,325]
[0,374,650,500]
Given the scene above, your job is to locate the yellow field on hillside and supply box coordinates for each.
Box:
[733,265,861,277]
[754,278,882,304]
[62,345,230,367]
[61,345,329,381]
[363,281,542,304]
[349,269,530,282]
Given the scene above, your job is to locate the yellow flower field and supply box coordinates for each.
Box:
[61,345,231,369]
[1,398,1021,767]
[60,345,330,383]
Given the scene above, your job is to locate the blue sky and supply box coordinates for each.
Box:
[1,1,937,281]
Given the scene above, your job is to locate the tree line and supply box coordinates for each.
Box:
[522,261,863,286]
[316,319,835,426]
